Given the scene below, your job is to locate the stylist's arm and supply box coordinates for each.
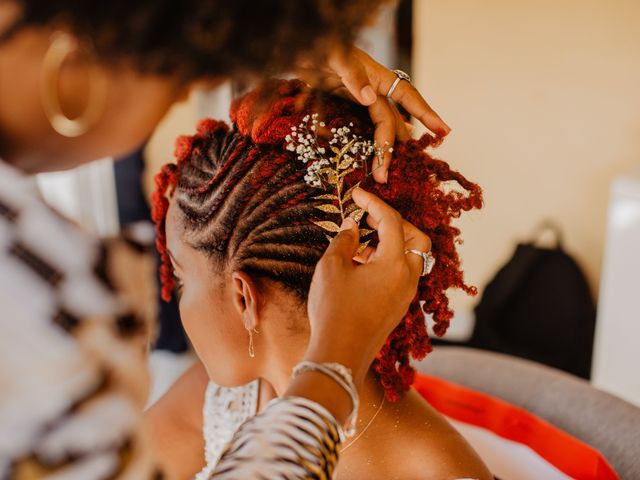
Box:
[211,188,430,479]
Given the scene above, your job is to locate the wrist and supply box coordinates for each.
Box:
[302,342,372,390]
[284,369,354,430]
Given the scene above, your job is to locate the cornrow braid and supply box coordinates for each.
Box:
[152,79,483,401]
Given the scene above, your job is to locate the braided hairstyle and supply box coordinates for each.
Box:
[152,79,483,401]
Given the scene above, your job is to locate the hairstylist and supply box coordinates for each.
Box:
[0,1,449,478]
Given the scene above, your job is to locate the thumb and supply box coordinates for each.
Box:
[325,218,359,263]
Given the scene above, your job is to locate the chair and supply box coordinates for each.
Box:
[417,346,640,479]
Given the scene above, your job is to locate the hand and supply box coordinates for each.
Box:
[298,47,451,183]
[304,188,431,386]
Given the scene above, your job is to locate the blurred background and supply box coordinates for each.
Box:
[36,0,640,408]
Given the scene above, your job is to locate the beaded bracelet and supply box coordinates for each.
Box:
[291,361,360,439]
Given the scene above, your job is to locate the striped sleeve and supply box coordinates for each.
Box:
[210,397,342,480]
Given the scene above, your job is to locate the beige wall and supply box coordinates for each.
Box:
[413,0,640,318]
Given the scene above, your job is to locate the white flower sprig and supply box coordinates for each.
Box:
[285,113,387,251]
[285,113,377,188]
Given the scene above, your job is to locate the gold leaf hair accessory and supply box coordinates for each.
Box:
[285,114,390,252]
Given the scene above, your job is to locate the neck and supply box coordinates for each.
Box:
[256,308,388,417]
[261,339,308,396]
[260,334,387,425]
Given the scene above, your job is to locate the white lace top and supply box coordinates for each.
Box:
[195,380,260,479]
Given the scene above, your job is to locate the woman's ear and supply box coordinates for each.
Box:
[231,271,261,330]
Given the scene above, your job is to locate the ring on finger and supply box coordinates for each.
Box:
[405,249,435,277]
[386,69,412,99]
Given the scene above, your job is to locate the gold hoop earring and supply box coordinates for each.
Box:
[40,32,108,138]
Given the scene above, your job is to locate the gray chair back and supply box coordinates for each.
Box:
[417,346,640,479]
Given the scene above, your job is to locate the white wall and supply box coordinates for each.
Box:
[413,0,640,325]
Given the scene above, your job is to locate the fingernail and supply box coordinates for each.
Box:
[340,217,357,231]
[383,171,388,184]
[360,85,376,105]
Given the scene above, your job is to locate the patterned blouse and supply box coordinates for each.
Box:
[0,160,340,479]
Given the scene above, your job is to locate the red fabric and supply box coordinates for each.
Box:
[413,373,619,480]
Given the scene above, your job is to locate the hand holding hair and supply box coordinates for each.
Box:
[286,188,431,426]
[301,47,452,183]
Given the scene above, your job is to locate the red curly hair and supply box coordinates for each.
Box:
[152,79,483,401]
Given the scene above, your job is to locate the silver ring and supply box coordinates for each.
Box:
[405,249,435,277]
[386,69,412,99]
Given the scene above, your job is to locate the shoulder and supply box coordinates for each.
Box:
[147,361,209,430]
[384,390,493,480]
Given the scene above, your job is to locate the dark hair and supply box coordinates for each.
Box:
[152,79,483,401]
[5,0,382,81]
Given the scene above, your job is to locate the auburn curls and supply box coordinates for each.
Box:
[152,79,483,401]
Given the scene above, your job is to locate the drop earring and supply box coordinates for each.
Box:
[248,328,255,358]
[244,318,258,358]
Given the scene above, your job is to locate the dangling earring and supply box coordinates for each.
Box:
[244,318,258,358]
[248,329,255,358]
[40,32,108,138]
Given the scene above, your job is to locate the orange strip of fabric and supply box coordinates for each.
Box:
[413,373,619,480]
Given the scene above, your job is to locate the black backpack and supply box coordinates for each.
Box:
[451,223,596,379]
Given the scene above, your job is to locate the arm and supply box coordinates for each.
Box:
[210,189,431,479]
[145,361,209,480]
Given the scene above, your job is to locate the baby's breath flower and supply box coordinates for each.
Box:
[285,113,375,188]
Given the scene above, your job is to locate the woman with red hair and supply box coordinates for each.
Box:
[149,80,491,479]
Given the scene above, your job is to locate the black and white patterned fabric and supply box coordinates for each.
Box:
[0,160,342,479]
[211,397,341,480]
[0,160,158,479]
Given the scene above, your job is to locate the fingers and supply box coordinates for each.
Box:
[350,48,451,138]
[368,96,397,183]
[328,49,377,106]
[326,47,451,138]
[353,245,375,264]
[361,194,432,280]
[392,105,411,142]
[387,79,451,138]
[323,217,360,265]
[352,188,404,261]
[400,220,432,280]
[365,213,431,252]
